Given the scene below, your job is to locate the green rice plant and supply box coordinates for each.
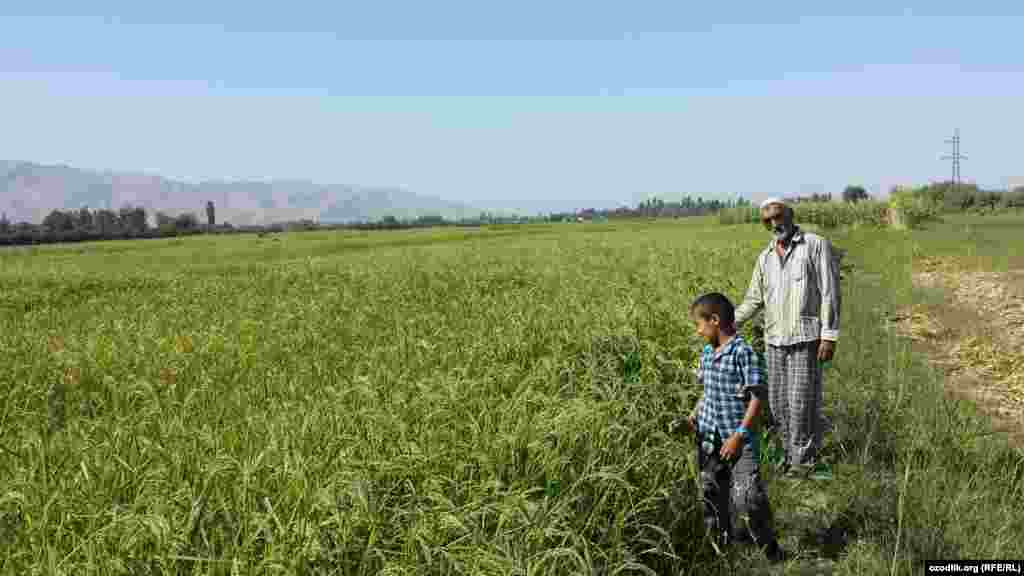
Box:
[2,215,1023,574]
[0,222,753,574]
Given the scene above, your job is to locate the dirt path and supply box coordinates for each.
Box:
[893,257,1024,447]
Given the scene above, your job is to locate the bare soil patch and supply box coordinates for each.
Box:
[891,257,1024,447]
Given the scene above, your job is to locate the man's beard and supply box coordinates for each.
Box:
[773,224,795,242]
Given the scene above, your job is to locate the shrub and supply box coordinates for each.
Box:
[718,200,890,229]
[889,186,942,229]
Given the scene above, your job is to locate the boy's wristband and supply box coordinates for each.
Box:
[735,426,751,441]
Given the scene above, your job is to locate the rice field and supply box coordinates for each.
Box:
[0,221,758,574]
[2,216,1022,575]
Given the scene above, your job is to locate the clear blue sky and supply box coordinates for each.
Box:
[3,1,1023,214]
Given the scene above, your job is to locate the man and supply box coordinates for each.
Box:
[734,198,841,478]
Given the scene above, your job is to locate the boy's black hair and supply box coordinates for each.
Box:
[690,292,735,325]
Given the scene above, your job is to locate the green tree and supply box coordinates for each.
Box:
[206,201,216,228]
[945,186,976,211]
[978,191,1002,211]
[175,212,200,231]
[415,214,444,227]
[95,209,120,237]
[120,206,149,234]
[77,207,94,231]
[155,211,175,235]
[842,185,869,203]
[43,210,74,232]
[1007,187,1024,208]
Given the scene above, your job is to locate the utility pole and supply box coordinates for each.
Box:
[942,128,967,199]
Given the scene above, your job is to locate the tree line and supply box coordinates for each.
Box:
[3,184,1021,246]
[909,181,1024,212]
[546,195,752,222]
[784,182,1024,212]
[0,201,218,246]
[0,195,756,246]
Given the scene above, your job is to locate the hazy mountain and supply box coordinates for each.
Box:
[0,161,482,226]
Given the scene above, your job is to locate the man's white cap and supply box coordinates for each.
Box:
[759,197,788,210]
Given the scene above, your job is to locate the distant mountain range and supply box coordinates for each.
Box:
[0,160,485,226]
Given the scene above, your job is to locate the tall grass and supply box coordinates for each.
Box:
[887,187,942,230]
[0,221,750,574]
[716,206,761,226]
[799,201,891,229]
[1,217,1021,574]
[717,201,890,229]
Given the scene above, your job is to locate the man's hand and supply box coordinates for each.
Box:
[720,433,742,461]
[818,340,836,362]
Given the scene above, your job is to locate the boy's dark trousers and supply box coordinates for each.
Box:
[696,430,776,549]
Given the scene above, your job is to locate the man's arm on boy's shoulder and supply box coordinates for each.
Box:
[720,347,765,459]
[730,347,766,440]
[734,254,766,328]
[735,346,766,408]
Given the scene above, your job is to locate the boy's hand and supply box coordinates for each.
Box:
[720,433,743,461]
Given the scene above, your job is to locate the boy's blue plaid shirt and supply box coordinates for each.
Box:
[696,335,766,441]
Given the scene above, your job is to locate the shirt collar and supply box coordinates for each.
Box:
[710,334,743,361]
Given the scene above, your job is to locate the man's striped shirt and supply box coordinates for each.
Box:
[734,227,842,347]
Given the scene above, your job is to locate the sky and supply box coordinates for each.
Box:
[2,1,1023,215]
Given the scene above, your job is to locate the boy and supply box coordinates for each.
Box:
[677,292,783,562]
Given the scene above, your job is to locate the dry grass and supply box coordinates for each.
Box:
[896,262,1024,446]
[945,271,1024,409]
[889,307,948,342]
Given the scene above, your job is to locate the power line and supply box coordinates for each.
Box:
[941,128,968,196]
